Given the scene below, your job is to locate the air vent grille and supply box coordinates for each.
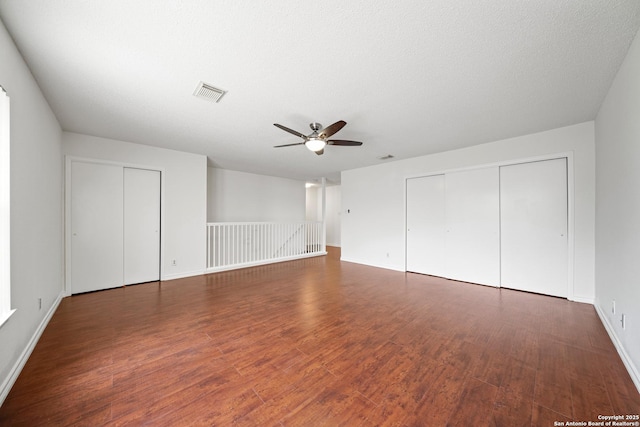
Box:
[193,81,226,103]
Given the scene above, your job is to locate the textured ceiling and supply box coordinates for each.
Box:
[1,1,640,183]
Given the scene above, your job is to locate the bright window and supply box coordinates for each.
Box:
[0,86,14,327]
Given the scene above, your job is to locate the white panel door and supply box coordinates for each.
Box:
[500,158,568,297]
[124,168,160,285]
[70,161,123,294]
[445,168,500,286]
[406,175,447,277]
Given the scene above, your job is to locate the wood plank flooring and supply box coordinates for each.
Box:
[1,247,638,426]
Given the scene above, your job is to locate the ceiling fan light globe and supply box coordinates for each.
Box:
[305,138,326,152]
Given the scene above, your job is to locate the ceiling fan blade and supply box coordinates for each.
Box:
[318,120,346,139]
[327,139,363,146]
[274,123,307,139]
[315,148,324,156]
[273,142,305,148]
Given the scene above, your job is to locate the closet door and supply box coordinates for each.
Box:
[124,168,161,285]
[70,161,123,294]
[406,175,447,277]
[444,168,500,286]
[500,158,568,297]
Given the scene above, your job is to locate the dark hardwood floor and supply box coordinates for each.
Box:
[1,247,638,426]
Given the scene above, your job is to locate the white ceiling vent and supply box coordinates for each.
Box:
[193,81,226,103]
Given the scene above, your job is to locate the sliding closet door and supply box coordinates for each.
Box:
[445,168,500,286]
[70,161,124,294]
[500,158,568,297]
[406,169,500,286]
[124,168,161,285]
[406,175,447,277]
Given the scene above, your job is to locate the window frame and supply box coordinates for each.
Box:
[0,86,15,328]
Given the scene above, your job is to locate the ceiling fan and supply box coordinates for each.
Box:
[273,120,363,155]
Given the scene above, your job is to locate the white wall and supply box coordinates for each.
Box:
[595,28,640,389]
[63,132,207,280]
[305,186,320,222]
[0,19,64,401]
[342,122,595,301]
[208,167,305,222]
[325,186,341,247]
[305,185,341,247]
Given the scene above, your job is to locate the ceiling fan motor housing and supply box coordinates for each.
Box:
[310,122,322,132]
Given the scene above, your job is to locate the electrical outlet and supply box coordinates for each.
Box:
[621,314,626,330]
[612,300,616,315]
[171,260,177,266]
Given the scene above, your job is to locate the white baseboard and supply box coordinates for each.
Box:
[0,290,64,406]
[594,303,640,394]
[339,257,406,272]
[162,269,206,281]
[205,252,327,274]
[570,295,595,304]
